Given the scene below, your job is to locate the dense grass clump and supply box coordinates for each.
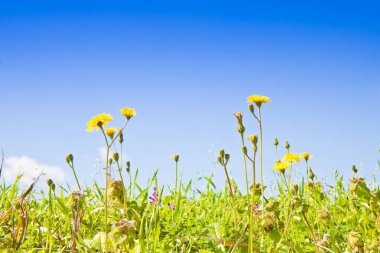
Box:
[0,96,379,252]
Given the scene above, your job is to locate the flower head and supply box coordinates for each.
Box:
[120,107,136,120]
[233,112,243,122]
[170,154,179,163]
[247,95,271,107]
[105,128,117,139]
[272,161,291,172]
[246,134,258,144]
[283,153,301,163]
[149,187,159,204]
[87,113,113,132]
[300,153,313,162]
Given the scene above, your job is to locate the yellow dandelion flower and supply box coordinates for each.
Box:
[120,107,136,120]
[247,95,271,107]
[86,113,113,132]
[105,128,117,139]
[273,161,291,172]
[283,153,301,163]
[300,153,313,162]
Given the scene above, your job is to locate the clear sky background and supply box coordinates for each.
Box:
[1,1,379,191]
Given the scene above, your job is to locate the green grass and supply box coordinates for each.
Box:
[1,98,379,252]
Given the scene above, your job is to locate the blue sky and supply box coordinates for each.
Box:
[1,1,379,191]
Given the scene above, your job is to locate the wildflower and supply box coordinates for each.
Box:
[233,112,243,122]
[273,138,279,147]
[283,153,300,163]
[247,95,271,107]
[300,153,313,162]
[246,134,258,144]
[168,203,176,210]
[252,204,262,216]
[120,107,136,120]
[233,112,245,134]
[105,128,116,139]
[149,187,159,204]
[272,161,291,173]
[112,218,136,234]
[86,113,113,132]
[171,154,179,163]
[318,234,328,246]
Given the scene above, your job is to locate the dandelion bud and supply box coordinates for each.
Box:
[108,158,113,165]
[274,138,279,146]
[47,179,53,187]
[47,179,55,191]
[233,112,243,122]
[118,129,124,143]
[237,123,245,134]
[247,134,258,144]
[308,168,315,180]
[219,149,225,158]
[248,104,254,113]
[66,153,74,165]
[113,152,119,162]
[285,141,290,150]
[217,156,223,165]
[242,146,247,155]
[171,154,179,163]
[225,153,230,163]
[126,161,131,173]
[352,165,358,174]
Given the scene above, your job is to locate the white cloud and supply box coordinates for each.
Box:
[2,156,65,185]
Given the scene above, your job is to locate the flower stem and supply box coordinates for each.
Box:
[239,135,252,252]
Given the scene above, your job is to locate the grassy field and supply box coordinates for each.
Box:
[0,95,379,252]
